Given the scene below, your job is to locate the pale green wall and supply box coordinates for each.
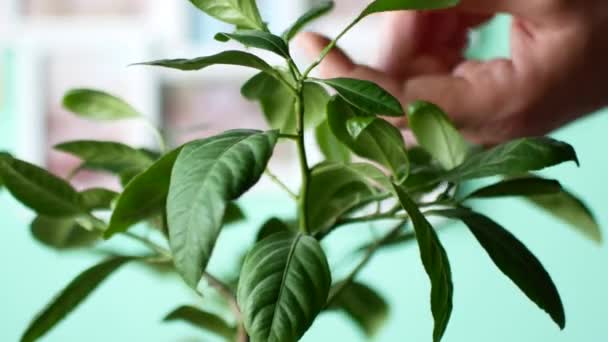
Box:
[1,17,607,342]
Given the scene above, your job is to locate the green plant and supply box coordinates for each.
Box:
[0,0,602,341]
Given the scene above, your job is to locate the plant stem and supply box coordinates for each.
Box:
[302,16,362,78]
[122,231,171,258]
[278,133,298,140]
[264,169,298,200]
[142,119,168,154]
[295,88,311,234]
[326,220,408,307]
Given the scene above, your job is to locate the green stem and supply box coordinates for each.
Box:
[302,16,362,78]
[142,119,168,154]
[278,133,299,140]
[326,220,407,307]
[295,88,311,234]
[264,169,298,200]
[123,231,171,258]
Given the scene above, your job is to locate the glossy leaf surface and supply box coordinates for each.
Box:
[320,78,404,116]
[189,0,265,30]
[238,232,331,342]
[63,89,140,120]
[0,157,84,217]
[433,208,566,329]
[393,184,453,341]
[167,130,278,288]
[408,101,468,170]
[106,147,183,238]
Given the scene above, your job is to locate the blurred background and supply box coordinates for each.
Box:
[0,1,606,341]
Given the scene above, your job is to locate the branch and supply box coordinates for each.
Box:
[326,220,408,307]
[264,169,298,200]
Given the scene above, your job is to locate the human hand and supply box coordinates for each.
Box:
[298,0,608,145]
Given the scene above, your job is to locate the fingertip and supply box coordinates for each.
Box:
[294,32,332,60]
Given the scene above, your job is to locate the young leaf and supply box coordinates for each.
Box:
[167,130,278,289]
[307,163,379,233]
[189,0,265,31]
[55,140,154,175]
[392,184,453,342]
[237,232,331,342]
[164,306,235,340]
[63,89,140,120]
[135,51,273,73]
[327,97,409,181]
[529,191,602,243]
[31,216,100,250]
[215,31,290,58]
[315,120,351,164]
[80,188,119,211]
[256,217,292,242]
[465,177,562,200]
[243,74,329,134]
[106,147,183,238]
[362,0,459,17]
[283,1,334,42]
[21,257,132,342]
[432,208,566,329]
[444,137,579,182]
[329,282,389,337]
[408,101,469,170]
[0,157,84,217]
[319,78,404,116]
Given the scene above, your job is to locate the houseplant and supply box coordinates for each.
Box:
[0,0,601,341]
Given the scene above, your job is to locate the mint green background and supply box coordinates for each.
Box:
[1,17,607,341]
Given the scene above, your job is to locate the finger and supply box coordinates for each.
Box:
[458,0,559,17]
[401,59,521,143]
[378,11,425,76]
[297,32,403,97]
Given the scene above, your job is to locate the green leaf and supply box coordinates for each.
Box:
[106,147,183,238]
[392,184,453,341]
[63,89,140,121]
[346,116,375,140]
[21,257,132,342]
[189,0,265,30]
[0,157,84,217]
[215,31,290,58]
[319,78,404,116]
[408,101,469,170]
[362,0,459,17]
[444,137,579,182]
[329,282,389,337]
[315,120,351,164]
[465,177,562,200]
[31,216,100,250]
[237,232,331,342]
[529,191,602,243]
[256,217,292,242]
[55,140,154,175]
[224,202,246,225]
[168,130,278,288]
[307,163,380,233]
[283,1,334,41]
[80,188,119,211]
[432,208,566,329]
[136,51,273,73]
[327,97,409,181]
[164,306,235,340]
[243,74,329,134]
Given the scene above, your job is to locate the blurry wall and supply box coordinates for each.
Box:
[1,3,607,342]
